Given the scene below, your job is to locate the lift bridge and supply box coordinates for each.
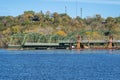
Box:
[8,30,120,49]
[8,33,77,49]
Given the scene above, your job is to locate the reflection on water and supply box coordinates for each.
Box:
[0,49,120,80]
[1,49,120,54]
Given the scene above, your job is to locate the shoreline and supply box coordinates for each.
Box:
[7,47,120,50]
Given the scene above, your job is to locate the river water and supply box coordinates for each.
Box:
[0,49,120,80]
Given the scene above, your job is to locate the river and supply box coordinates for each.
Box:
[0,49,120,80]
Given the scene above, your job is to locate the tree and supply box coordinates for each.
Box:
[52,12,61,26]
[56,30,67,37]
[11,25,22,34]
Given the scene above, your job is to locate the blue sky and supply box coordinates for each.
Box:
[0,0,120,18]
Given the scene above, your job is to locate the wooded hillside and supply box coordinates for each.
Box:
[0,11,120,48]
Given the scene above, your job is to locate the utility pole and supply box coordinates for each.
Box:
[76,0,78,17]
[65,6,67,15]
[80,8,82,18]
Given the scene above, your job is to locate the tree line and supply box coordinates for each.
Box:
[0,10,120,47]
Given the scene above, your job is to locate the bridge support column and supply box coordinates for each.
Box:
[108,35,113,49]
[77,35,81,49]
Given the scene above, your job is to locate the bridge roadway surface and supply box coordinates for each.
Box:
[24,40,120,46]
[8,40,120,47]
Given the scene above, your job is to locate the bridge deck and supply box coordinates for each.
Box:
[24,43,59,46]
[8,40,120,49]
[8,45,21,48]
[59,40,120,43]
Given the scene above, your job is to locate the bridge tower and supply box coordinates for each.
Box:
[77,35,81,49]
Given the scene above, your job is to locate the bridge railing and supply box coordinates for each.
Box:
[24,43,59,46]
[58,40,77,43]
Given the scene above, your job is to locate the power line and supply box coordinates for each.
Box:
[65,6,67,15]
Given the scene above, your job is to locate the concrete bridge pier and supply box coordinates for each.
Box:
[108,35,113,49]
[77,35,81,49]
